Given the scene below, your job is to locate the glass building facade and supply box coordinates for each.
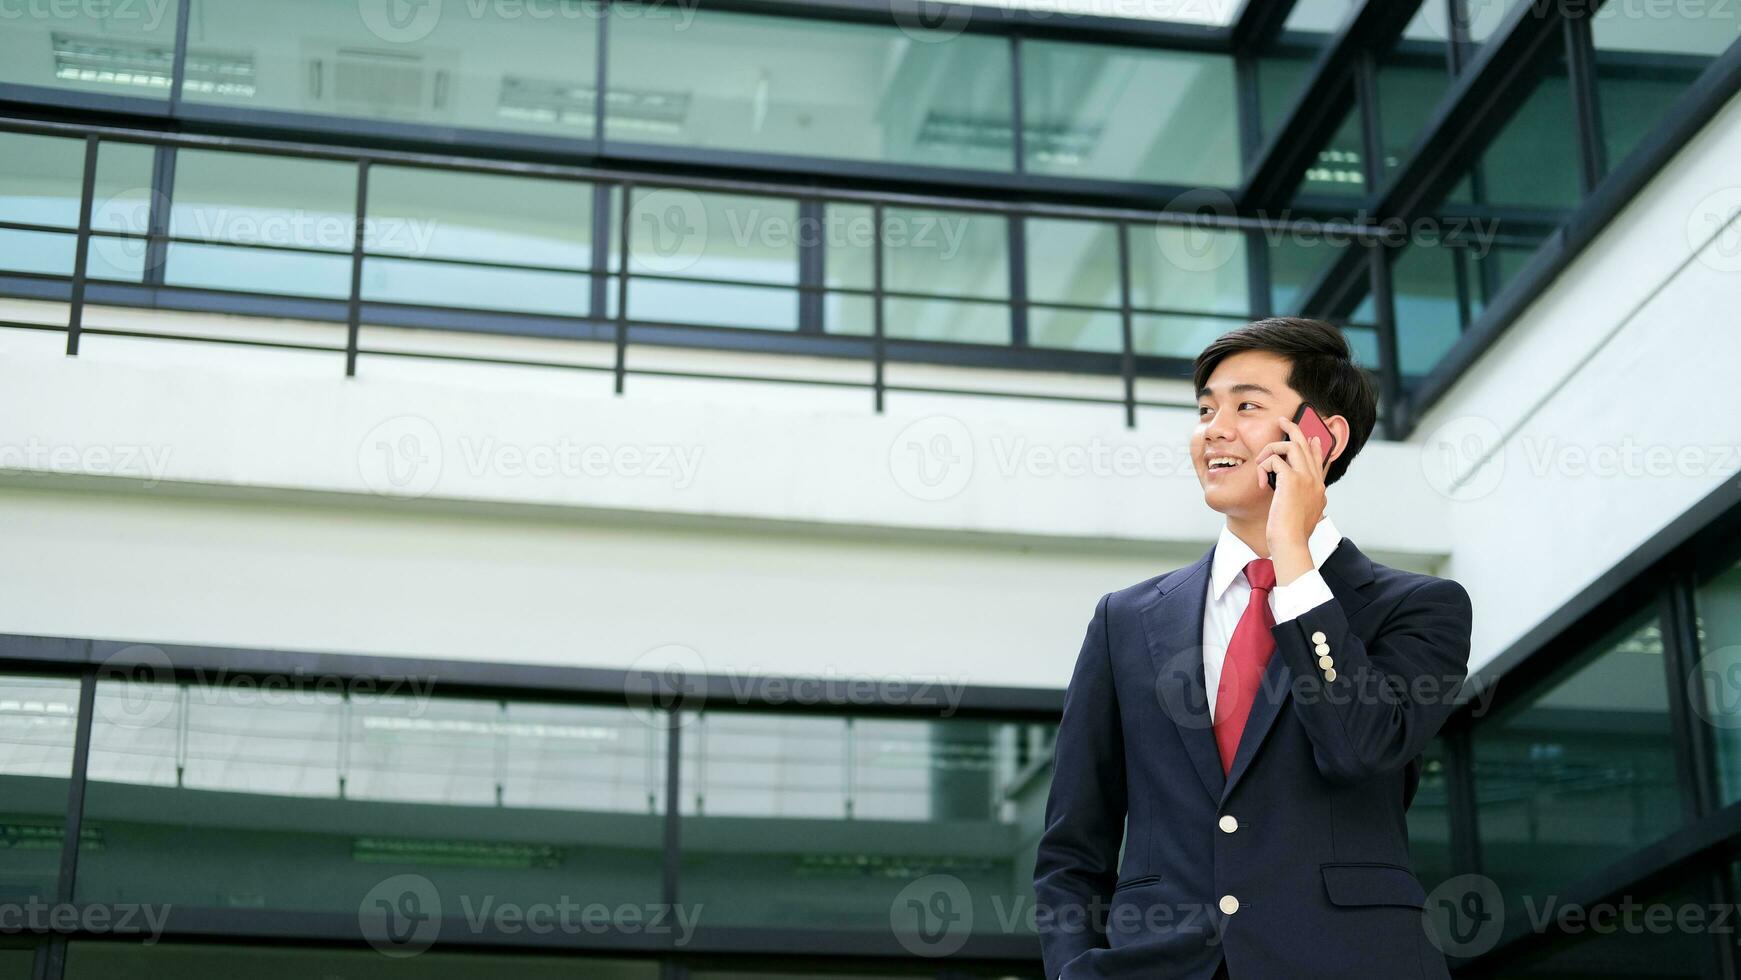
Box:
[0,0,1733,434]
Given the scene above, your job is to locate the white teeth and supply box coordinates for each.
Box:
[1209,459,1241,469]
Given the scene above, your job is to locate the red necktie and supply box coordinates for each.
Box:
[1214,558,1277,774]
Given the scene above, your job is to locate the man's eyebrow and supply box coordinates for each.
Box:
[1197,383,1276,398]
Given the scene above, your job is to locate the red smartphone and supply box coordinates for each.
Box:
[1268,403,1337,490]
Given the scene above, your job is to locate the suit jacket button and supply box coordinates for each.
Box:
[1324,667,1338,682]
[1218,814,1238,833]
[1311,630,1327,644]
[1219,895,1239,915]
[1314,642,1331,656]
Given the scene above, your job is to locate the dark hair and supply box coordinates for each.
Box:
[1191,316,1377,486]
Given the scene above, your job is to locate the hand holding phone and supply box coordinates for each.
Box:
[1267,403,1337,490]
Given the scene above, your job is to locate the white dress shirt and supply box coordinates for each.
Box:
[1202,515,1342,720]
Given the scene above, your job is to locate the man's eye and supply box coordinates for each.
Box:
[1198,406,1212,416]
[1238,402,1260,411]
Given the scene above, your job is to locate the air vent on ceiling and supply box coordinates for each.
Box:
[304,43,457,118]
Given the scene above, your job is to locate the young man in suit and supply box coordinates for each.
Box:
[1033,317,1473,980]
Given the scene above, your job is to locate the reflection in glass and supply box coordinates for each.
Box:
[1591,8,1731,173]
[0,675,81,905]
[1023,41,1238,186]
[1471,607,1681,903]
[1376,1,1454,179]
[0,135,155,282]
[677,711,1055,934]
[76,679,667,914]
[0,2,180,99]
[1694,558,1741,806]
[183,0,600,141]
[615,189,799,330]
[610,5,1013,171]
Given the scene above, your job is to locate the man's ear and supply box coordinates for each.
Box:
[1324,414,1352,465]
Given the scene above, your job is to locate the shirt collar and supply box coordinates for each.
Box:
[1209,515,1343,601]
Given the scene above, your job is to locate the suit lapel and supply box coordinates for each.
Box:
[1141,547,1224,802]
[1219,537,1377,803]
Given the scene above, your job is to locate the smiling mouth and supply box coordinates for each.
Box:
[1206,458,1245,473]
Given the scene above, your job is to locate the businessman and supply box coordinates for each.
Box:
[1033,317,1472,980]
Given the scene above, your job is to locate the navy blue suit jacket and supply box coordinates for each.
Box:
[1033,536,1472,980]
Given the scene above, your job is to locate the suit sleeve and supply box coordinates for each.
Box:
[1033,593,1126,980]
[1273,576,1472,785]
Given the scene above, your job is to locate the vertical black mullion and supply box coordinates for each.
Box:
[1659,572,1731,980]
[1447,0,1473,75]
[1008,36,1025,174]
[871,202,886,413]
[797,198,824,335]
[589,183,611,321]
[142,147,176,287]
[1236,55,1265,168]
[1245,227,1272,316]
[594,0,610,147]
[344,160,369,378]
[1353,52,1384,194]
[42,662,97,980]
[1008,216,1028,348]
[1444,725,1482,877]
[168,0,191,111]
[1115,222,1135,430]
[1665,573,1718,818]
[1563,13,1607,194]
[1366,246,1404,438]
[1450,242,1473,330]
[64,136,99,357]
[615,183,633,394]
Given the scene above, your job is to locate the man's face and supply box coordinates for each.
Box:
[1192,350,1305,520]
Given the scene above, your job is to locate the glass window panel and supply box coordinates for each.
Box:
[1694,556,1741,807]
[1391,240,1466,380]
[363,258,591,317]
[1591,9,1731,172]
[1022,41,1238,187]
[824,203,875,292]
[166,150,356,296]
[1462,0,1526,47]
[1132,313,1243,359]
[1376,2,1454,178]
[0,135,151,228]
[1025,218,1119,308]
[0,1,179,99]
[76,678,667,915]
[1482,873,1713,979]
[608,5,1013,171]
[823,292,874,337]
[1263,229,1349,314]
[884,297,1010,345]
[1470,606,1680,903]
[1029,306,1122,354]
[884,208,1007,301]
[65,942,660,980]
[1250,0,1359,148]
[1130,225,1250,315]
[0,229,76,278]
[365,168,593,268]
[183,0,600,141]
[164,243,353,298]
[1293,105,1368,200]
[677,711,1056,936]
[0,674,81,905]
[630,280,799,331]
[1467,56,1580,212]
[612,189,801,330]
